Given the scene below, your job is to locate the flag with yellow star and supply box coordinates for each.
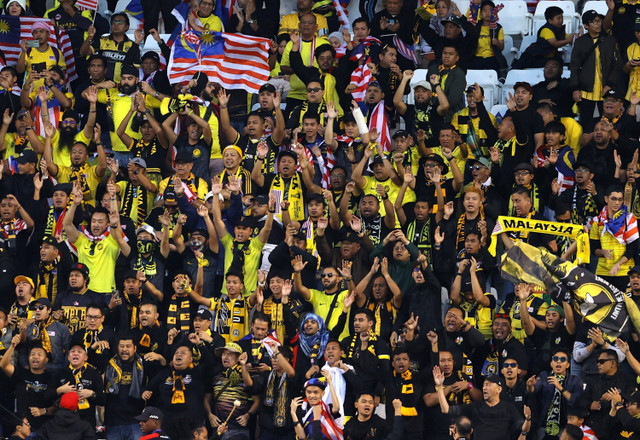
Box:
[0,15,20,66]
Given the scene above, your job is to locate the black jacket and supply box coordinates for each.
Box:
[39,409,96,440]
[569,33,621,93]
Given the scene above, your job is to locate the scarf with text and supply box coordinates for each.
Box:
[270,172,305,221]
[264,370,288,427]
[167,295,191,332]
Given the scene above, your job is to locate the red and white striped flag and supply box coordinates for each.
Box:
[301,400,343,440]
[392,35,418,67]
[332,0,350,30]
[262,331,281,355]
[75,0,99,10]
[168,31,270,94]
[368,101,390,153]
[4,18,78,83]
[349,61,372,103]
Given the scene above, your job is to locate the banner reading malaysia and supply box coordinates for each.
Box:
[489,215,590,264]
[168,30,270,94]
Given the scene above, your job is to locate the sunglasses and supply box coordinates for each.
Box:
[597,358,615,364]
[552,356,568,363]
[321,273,336,278]
[32,305,46,311]
[503,362,518,369]
[306,87,322,93]
[469,165,485,170]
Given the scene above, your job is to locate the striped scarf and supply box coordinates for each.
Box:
[32,316,55,354]
[120,182,147,227]
[70,363,91,409]
[37,260,59,304]
[592,205,639,245]
[83,326,104,352]
[264,370,288,427]
[167,295,191,332]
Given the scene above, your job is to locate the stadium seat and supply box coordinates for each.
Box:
[532,0,580,34]
[499,1,533,36]
[490,104,509,123]
[503,35,517,70]
[501,68,545,103]
[466,69,499,107]
[581,0,608,16]
[513,34,537,63]
[452,0,471,16]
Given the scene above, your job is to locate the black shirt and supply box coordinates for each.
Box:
[448,400,524,440]
[12,368,56,430]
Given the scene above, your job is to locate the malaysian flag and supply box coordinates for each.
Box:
[368,101,390,153]
[301,398,343,440]
[75,0,98,10]
[349,36,381,61]
[392,35,418,67]
[332,0,350,30]
[0,16,20,67]
[349,61,372,102]
[124,0,144,29]
[168,30,270,93]
[0,17,78,82]
[33,86,66,137]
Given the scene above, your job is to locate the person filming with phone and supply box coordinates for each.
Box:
[16,22,66,91]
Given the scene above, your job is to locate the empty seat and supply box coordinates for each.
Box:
[499,1,533,36]
[581,0,608,16]
[503,34,517,70]
[502,69,545,103]
[466,69,500,107]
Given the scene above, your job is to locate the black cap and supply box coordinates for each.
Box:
[625,389,640,404]
[573,159,594,173]
[123,270,138,280]
[513,162,535,173]
[191,228,209,239]
[235,217,255,228]
[442,16,462,27]
[195,308,212,321]
[135,407,164,421]
[484,374,503,387]
[629,266,640,276]
[49,65,65,79]
[16,149,38,164]
[421,153,449,175]
[603,89,623,100]
[70,262,90,279]
[343,232,361,243]
[52,183,73,195]
[278,150,298,162]
[163,188,177,203]
[254,194,269,205]
[466,84,485,96]
[141,51,160,63]
[41,236,60,250]
[174,151,194,163]
[259,83,276,94]
[582,9,604,25]
[31,297,52,309]
[120,64,139,78]
[392,130,410,139]
[293,230,306,240]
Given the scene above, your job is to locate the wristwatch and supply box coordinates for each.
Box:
[247,19,255,24]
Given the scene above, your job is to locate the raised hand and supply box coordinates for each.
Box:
[291,254,308,272]
[433,365,445,386]
[350,216,362,233]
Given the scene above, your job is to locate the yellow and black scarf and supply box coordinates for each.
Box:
[167,295,191,332]
[455,212,484,252]
[70,363,91,409]
[33,316,54,354]
[172,370,186,404]
[270,172,304,221]
[123,290,143,329]
[393,369,418,416]
[37,259,59,304]
[69,163,91,198]
[407,218,431,262]
[120,182,147,227]
[264,370,288,427]
[83,325,104,353]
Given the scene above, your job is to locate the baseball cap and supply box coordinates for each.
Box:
[547,304,565,318]
[582,9,603,25]
[413,81,432,91]
[141,51,160,63]
[60,392,79,411]
[603,89,623,100]
[253,194,269,205]
[466,84,485,96]
[367,80,383,90]
[484,374,503,387]
[513,81,533,94]
[392,129,410,139]
[174,151,194,164]
[41,236,61,250]
[163,189,177,203]
[136,223,157,239]
[195,308,213,321]
[442,16,462,27]
[123,270,138,280]
[131,157,147,169]
[214,342,243,356]
[470,157,492,169]
[629,265,640,276]
[135,407,164,421]
[70,262,90,279]
[31,297,52,309]
[513,162,535,173]
[14,275,34,288]
[259,83,276,94]
[343,232,361,243]
[16,149,38,164]
[235,217,255,228]
[421,153,449,175]
[304,377,327,390]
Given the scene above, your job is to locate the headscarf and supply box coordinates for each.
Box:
[298,313,330,362]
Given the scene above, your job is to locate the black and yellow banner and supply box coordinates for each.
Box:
[500,242,640,339]
[489,216,590,264]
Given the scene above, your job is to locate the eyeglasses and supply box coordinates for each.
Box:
[574,168,590,174]
[514,171,531,176]
[112,20,126,24]
[86,315,103,320]
[424,163,439,168]
[307,87,322,93]
[469,165,484,170]
[597,358,615,364]
[321,273,336,278]
[503,362,518,368]
[552,356,568,363]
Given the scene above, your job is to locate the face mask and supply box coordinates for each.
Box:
[137,239,155,254]
[189,239,204,252]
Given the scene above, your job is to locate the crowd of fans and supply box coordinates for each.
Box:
[1,0,640,440]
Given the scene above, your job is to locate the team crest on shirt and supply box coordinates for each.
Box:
[502,349,507,357]
[455,336,463,345]
[555,337,561,344]
[618,7,626,13]
[193,149,201,158]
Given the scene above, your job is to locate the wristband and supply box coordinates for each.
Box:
[467,382,473,390]
[381,194,388,200]
[268,208,276,213]
[257,156,265,161]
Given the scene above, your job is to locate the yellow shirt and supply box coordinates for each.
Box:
[627,43,640,100]
[2,135,44,160]
[281,37,329,101]
[74,233,121,293]
[221,233,265,296]
[475,26,503,58]
[92,36,136,83]
[460,294,495,340]
[57,163,101,205]
[278,13,329,37]
[590,218,636,276]
[197,105,221,160]
[430,145,473,180]
[197,14,223,31]
[539,27,568,59]
[24,45,66,89]
[49,130,91,169]
[361,175,415,217]
[581,38,603,101]
[561,117,583,156]
[97,89,160,152]
[308,288,349,330]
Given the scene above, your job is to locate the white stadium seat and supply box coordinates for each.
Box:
[502,68,544,103]
[503,35,517,70]
[490,104,509,123]
[466,69,500,107]
[499,1,533,36]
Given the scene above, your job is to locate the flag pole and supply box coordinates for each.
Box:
[92,1,99,23]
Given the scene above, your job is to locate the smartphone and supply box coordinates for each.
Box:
[112,290,120,300]
[387,18,396,24]
[28,40,40,48]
